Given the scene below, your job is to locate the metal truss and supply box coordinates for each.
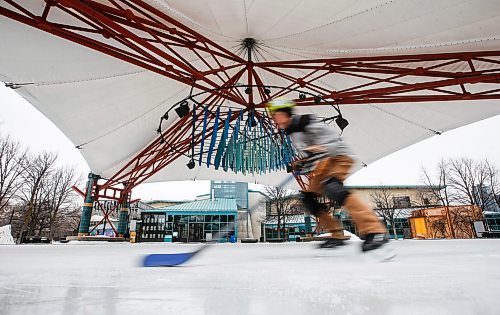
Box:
[2,0,500,202]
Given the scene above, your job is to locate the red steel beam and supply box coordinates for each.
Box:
[2,0,500,199]
[255,50,500,66]
[0,1,247,105]
[101,69,248,194]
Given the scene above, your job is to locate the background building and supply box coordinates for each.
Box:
[209,181,268,240]
[136,184,490,242]
[346,185,441,209]
[143,200,189,209]
[483,212,500,237]
[473,185,500,212]
[140,199,238,242]
[263,185,443,241]
[409,205,483,239]
[211,181,248,208]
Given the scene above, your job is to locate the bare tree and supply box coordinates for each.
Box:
[450,206,481,239]
[421,160,452,208]
[485,160,500,209]
[436,158,500,212]
[447,157,478,205]
[0,134,27,218]
[264,186,299,240]
[50,204,82,240]
[16,151,57,242]
[476,160,500,212]
[421,158,500,239]
[0,133,84,241]
[45,166,80,239]
[429,217,448,238]
[370,186,411,240]
[421,160,461,238]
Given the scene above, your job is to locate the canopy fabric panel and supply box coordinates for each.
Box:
[0,0,499,190]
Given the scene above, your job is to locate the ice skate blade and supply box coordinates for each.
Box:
[363,244,396,262]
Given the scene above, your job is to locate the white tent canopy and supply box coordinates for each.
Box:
[1,0,499,189]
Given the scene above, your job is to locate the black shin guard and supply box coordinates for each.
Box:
[322,177,350,206]
[301,191,327,216]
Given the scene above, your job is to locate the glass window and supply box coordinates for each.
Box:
[228,215,235,223]
[212,215,220,223]
[196,215,204,222]
[174,215,180,223]
[220,215,228,223]
[211,223,220,230]
[180,215,189,223]
[206,215,212,222]
[393,196,411,208]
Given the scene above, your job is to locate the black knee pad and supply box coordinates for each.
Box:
[322,177,351,206]
[301,192,327,216]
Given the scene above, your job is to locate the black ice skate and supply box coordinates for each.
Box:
[318,238,347,249]
[361,233,389,252]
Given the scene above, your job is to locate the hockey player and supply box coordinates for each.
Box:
[267,98,389,252]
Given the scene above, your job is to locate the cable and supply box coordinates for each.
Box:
[262,0,396,41]
[368,104,442,135]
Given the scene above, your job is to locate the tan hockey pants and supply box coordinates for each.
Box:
[308,156,387,238]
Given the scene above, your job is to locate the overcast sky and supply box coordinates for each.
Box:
[1,85,499,201]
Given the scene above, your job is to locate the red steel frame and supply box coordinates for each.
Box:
[2,0,500,202]
[88,201,119,236]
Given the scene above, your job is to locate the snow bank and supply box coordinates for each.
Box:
[0,225,15,245]
[317,230,361,241]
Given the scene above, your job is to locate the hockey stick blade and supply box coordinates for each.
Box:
[143,243,213,267]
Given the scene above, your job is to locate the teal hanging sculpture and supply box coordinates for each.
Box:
[191,108,297,175]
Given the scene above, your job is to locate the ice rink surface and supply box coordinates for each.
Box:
[1,239,500,315]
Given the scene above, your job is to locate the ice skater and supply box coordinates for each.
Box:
[267,98,389,252]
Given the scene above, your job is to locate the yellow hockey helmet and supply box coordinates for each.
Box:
[266,97,296,114]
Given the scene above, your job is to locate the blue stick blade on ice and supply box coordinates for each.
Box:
[143,244,211,267]
[143,252,195,267]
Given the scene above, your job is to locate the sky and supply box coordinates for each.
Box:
[1,85,500,201]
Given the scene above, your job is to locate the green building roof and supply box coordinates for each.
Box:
[144,198,238,213]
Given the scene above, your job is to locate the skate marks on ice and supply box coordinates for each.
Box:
[313,240,396,262]
[257,240,396,263]
[2,241,500,315]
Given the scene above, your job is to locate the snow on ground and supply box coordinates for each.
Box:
[0,225,15,245]
[1,239,500,315]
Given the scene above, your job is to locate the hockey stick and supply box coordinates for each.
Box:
[143,222,235,267]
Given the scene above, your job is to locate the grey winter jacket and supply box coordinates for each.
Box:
[285,114,353,158]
